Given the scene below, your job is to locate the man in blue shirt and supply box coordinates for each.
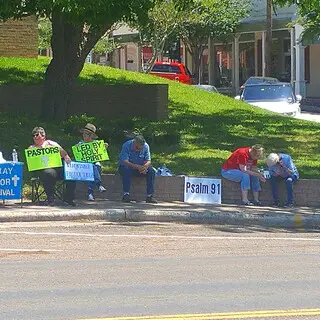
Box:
[119,135,157,203]
[266,153,299,207]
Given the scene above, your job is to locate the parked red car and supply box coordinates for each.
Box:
[149,61,193,84]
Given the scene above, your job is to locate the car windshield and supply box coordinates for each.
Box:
[242,84,295,101]
[151,64,181,74]
[245,77,278,85]
[195,85,217,93]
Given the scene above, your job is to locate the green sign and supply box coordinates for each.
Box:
[25,147,62,171]
[72,140,109,163]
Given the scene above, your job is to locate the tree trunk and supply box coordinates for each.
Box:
[185,42,205,84]
[40,10,112,120]
[145,40,166,73]
[264,0,273,76]
[41,60,72,121]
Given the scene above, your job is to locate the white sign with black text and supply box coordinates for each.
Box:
[64,161,94,182]
[184,177,221,204]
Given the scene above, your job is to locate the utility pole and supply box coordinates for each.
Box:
[264,0,272,76]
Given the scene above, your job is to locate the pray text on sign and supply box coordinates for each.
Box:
[0,162,23,200]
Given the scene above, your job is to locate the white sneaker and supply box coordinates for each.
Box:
[88,194,95,201]
[99,185,107,193]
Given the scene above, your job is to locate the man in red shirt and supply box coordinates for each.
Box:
[221,145,266,205]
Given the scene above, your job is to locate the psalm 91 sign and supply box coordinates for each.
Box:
[72,140,109,163]
[184,176,221,204]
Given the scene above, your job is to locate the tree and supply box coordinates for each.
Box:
[179,0,249,83]
[130,0,186,72]
[274,0,320,40]
[38,17,52,51]
[0,0,191,120]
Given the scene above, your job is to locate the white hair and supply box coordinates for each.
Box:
[266,153,279,167]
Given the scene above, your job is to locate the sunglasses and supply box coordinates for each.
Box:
[33,132,45,138]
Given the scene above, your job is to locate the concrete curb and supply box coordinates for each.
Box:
[126,209,320,229]
[1,208,320,230]
[0,209,126,223]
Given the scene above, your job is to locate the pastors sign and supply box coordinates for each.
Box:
[184,177,221,204]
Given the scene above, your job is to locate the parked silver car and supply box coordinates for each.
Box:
[193,84,219,93]
[236,82,302,117]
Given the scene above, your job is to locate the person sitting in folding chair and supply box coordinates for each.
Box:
[28,126,76,206]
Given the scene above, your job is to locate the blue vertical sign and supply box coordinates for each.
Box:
[0,162,23,200]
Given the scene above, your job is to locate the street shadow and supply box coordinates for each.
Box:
[205,224,320,233]
[78,73,142,85]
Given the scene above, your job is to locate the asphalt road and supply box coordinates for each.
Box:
[1,221,320,320]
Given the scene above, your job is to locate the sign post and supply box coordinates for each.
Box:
[0,162,23,201]
[184,176,221,204]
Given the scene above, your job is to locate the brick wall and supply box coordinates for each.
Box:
[76,174,184,202]
[0,84,168,120]
[76,174,320,207]
[0,16,38,58]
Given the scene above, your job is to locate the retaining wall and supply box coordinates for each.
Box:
[0,84,168,120]
[75,174,320,207]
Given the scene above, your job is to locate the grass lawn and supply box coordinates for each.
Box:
[1,56,320,184]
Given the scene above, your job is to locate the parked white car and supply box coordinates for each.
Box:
[235,83,301,117]
[193,84,219,93]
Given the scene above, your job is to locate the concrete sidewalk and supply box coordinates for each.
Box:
[1,199,320,230]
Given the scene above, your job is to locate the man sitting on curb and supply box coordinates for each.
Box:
[118,135,157,203]
[266,152,299,208]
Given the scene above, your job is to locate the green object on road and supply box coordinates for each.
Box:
[25,147,62,171]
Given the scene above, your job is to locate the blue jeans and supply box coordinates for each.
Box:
[221,169,261,192]
[270,175,297,204]
[119,166,155,195]
[88,164,102,195]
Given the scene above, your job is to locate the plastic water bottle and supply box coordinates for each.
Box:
[0,151,5,163]
[12,149,18,162]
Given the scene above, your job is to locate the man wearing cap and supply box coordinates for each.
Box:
[28,126,76,206]
[78,123,108,201]
[118,135,157,203]
[266,152,299,207]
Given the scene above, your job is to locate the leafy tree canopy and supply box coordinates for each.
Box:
[129,0,186,71]
[180,0,249,81]
[274,0,320,41]
[0,0,152,25]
